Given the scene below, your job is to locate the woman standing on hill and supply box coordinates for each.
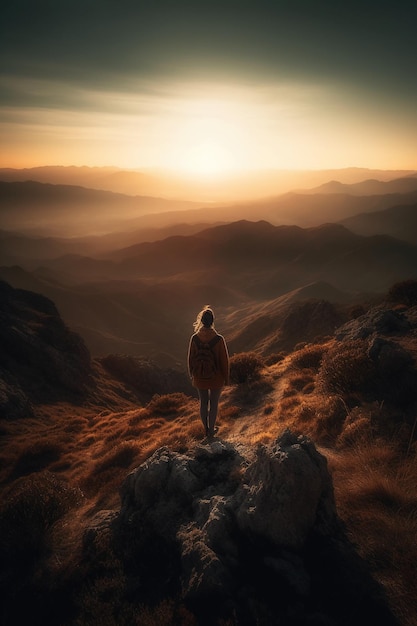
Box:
[188,306,230,439]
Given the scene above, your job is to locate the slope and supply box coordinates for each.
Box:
[0,282,417,625]
[340,202,417,244]
[0,180,203,236]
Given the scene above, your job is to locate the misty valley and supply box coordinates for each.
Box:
[1,167,417,368]
[1,166,417,626]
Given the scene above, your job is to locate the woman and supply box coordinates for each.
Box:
[188,306,230,438]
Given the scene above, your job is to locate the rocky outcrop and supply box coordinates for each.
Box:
[332,307,417,408]
[113,430,397,625]
[335,307,410,341]
[0,281,92,417]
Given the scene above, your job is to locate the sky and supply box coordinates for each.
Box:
[1,0,417,174]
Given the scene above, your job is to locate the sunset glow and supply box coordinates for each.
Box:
[0,1,416,174]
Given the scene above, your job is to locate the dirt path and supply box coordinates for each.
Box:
[218,358,291,445]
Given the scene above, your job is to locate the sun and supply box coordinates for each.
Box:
[165,95,246,177]
[177,140,235,176]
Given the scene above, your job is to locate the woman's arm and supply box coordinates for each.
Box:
[187,335,195,378]
[219,336,230,385]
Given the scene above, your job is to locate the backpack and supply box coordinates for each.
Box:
[191,334,221,379]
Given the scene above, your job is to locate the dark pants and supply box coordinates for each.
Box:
[197,388,222,434]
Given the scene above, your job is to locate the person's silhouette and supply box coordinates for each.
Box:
[188,306,230,438]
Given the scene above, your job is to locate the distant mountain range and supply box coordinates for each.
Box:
[2,177,417,238]
[0,180,203,236]
[27,220,415,293]
[1,167,417,365]
[0,222,219,266]
[340,202,417,244]
[301,176,417,196]
[1,220,416,364]
[1,165,416,202]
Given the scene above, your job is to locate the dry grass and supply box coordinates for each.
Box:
[318,339,376,401]
[289,343,327,370]
[328,442,417,626]
[1,336,417,625]
[229,351,265,384]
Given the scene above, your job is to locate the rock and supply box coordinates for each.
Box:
[235,430,337,549]
[119,442,241,540]
[82,509,118,557]
[0,377,33,419]
[114,430,397,625]
[177,522,234,602]
[335,308,410,341]
[368,337,413,372]
[368,337,417,406]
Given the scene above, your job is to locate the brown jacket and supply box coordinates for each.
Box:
[188,327,230,390]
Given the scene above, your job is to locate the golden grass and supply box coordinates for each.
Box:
[1,336,417,625]
[328,442,417,626]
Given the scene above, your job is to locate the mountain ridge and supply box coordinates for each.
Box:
[340,202,417,244]
[2,177,417,237]
[1,220,416,363]
[1,165,416,201]
[0,180,204,236]
[302,176,417,196]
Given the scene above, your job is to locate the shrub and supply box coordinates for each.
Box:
[337,414,373,448]
[317,340,376,402]
[290,344,326,370]
[387,280,417,307]
[314,395,348,443]
[230,352,265,384]
[293,402,316,424]
[147,393,190,416]
[0,471,83,567]
[231,376,274,408]
[264,352,287,366]
[283,371,315,395]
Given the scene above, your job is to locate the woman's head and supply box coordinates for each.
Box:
[193,305,215,332]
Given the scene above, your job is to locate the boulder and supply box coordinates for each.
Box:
[235,430,336,549]
[114,430,397,625]
[368,337,417,406]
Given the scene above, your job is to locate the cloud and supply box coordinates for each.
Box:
[2,0,416,97]
[1,0,416,169]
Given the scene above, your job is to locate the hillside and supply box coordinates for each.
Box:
[1,220,416,365]
[0,281,194,416]
[0,280,91,415]
[1,280,417,625]
[223,188,417,228]
[9,220,417,291]
[0,181,203,236]
[340,202,417,244]
[0,222,219,266]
